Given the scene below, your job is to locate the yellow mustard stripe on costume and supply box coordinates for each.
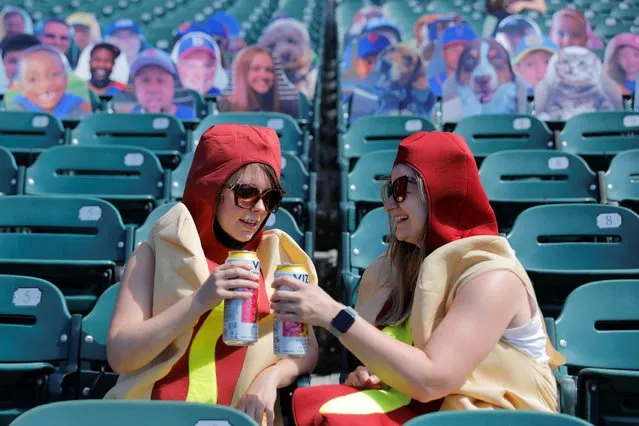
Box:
[319,320,413,415]
[186,305,225,403]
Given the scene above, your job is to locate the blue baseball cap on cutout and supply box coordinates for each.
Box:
[209,12,240,37]
[177,33,217,59]
[512,35,558,65]
[174,21,208,41]
[357,33,391,58]
[131,48,176,77]
[204,17,229,40]
[104,19,141,38]
[441,23,476,48]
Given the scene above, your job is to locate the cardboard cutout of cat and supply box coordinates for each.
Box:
[535,46,623,122]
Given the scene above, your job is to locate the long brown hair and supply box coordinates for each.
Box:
[228,46,280,112]
[377,166,429,327]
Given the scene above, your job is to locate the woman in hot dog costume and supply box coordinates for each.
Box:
[269,131,564,425]
[106,124,318,426]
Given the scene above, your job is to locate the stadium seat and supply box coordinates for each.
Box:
[24,145,169,225]
[0,147,21,196]
[79,284,119,399]
[341,149,395,232]
[341,207,389,307]
[0,112,66,165]
[480,150,599,232]
[453,114,554,166]
[0,196,131,314]
[193,113,308,165]
[404,410,593,426]
[339,116,435,171]
[71,114,188,169]
[0,276,80,425]
[560,111,639,171]
[548,280,639,425]
[604,149,639,214]
[10,400,258,426]
[507,204,639,316]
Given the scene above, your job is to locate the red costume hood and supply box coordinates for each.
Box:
[394,131,498,253]
[181,124,282,264]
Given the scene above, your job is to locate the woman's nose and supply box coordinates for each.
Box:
[383,196,397,211]
[252,197,267,212]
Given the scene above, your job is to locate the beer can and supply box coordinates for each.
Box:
[223,250,260,346]
[273,264,309,358]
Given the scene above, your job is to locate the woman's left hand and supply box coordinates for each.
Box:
[506,1,526,14]
[236,368,279,426]
[270,277,343,329]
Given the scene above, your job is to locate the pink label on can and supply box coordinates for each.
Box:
[241,288,258,323]
[283,321,307,337]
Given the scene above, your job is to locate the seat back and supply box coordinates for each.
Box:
[554,280,639,370]
[71,114,187,154]
[340,116,435,167]
[0,111,65,153]
[454,114,553,161]
[348,207,389,271]
[281,152,314,203]
[25,146,166,200]
[347,150,395,204]
[605,149,639,204]
[193,112,305,159]
[81,284,119,362]
[560,111,639,159]
[480,150,598,203]
[507,204,639,272]
[266,208,310,253]
[0,146,19,196]
[404,410,593,426]
[10,400,258,426]
[170,152,193,200]
[0,196,128,262]
[0,275,72,362]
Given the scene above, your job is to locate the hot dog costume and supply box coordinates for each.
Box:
[293,132,564,425]
[105,124,317,425]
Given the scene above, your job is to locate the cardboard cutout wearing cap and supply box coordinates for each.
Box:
[171,31,229,95]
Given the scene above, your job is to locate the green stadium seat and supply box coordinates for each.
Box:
[0,146,21,196]
[0,196,131,314]
[0,112,66,165]
[560,111,639,171]
[507,204,639,316]
[79,283,119,399]
[10,400,258,426]
[341,207,389,307]
[404,410,593,426]
[479,150,599,232]
[453,114,554,166]
[193,113,308,165]
[0,276,80,425]
[339,116,435,171]
[548,280,639,425]
[71,114,188,169]
[604,149,639,214]
[24,146,169,225]
[341,149,395,232]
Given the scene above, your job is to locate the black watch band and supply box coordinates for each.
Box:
[330,306,357,336]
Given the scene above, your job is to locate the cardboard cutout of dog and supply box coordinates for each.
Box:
[258,18,318,101]
[535,46,623,122]
[349,43,435,123]
[442,37,527,123]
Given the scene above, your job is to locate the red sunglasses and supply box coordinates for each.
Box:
[382,175,417,203]
[227,184,285,213]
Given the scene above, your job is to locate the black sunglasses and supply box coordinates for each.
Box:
[227,183,285,213]
[382,175,417,203]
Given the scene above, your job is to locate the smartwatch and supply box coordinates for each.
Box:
[330,306,358,337]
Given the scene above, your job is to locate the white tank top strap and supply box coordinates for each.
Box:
[502,311,550,363]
